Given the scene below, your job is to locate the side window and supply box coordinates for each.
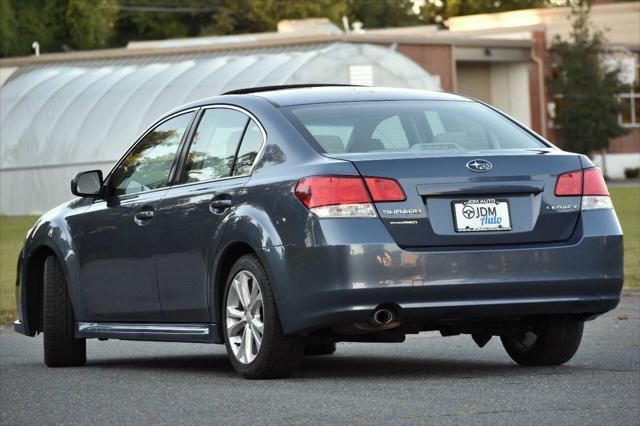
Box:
[233,120,263,176]
[372,116,409,150]
[111,112,194,196]
[181,108,248,183]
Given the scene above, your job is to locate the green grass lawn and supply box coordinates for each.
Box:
[1,188,638,324]
[0,215,38,324]
[610,188,640,291]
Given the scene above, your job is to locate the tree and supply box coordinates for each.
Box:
[549,5,627,167]
[0,0,117,57]
[66,0,118,50]
[420,0,549,26]
[113,0,214,45]
[0,0,61,57]
[347,0,420,29]
[0,0,19,57]
[201,0,349,36]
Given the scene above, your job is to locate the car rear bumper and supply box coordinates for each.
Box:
[265,209,624,334]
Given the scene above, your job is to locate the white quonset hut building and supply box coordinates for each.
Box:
[0,43,439,215]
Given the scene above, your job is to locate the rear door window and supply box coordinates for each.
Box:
[233,120,263,176]
[181,108,248,183]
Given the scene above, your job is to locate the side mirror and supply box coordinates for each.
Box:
[71,170,103,197]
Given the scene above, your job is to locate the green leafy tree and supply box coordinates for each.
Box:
[346,0,420,29]
[549,5,626,162]
[1,0,586,58]
[0,0,61,56]
[0,0,117,57]
[420,0,549,26]
[66,0,118,50]
[113,0,213,45]
[201,0,349,35]
[0,0,19,57]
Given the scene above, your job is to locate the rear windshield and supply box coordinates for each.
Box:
[283,101,547,154]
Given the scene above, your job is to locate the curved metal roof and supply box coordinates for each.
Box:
[0,42,439,214]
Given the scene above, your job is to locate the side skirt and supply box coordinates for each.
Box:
[76,322,223,344]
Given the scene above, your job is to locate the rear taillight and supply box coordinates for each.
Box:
[294,175,405,217]
[583,168,609,196]
[364,177,406,202]
[555,167,612,210]
[555,171,582,196]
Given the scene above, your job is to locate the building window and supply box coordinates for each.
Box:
[618,57,640,127]
[551,51,640,129]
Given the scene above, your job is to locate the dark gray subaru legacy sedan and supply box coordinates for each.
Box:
[14,85,623,379]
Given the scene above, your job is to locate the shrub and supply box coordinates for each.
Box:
[624,168,640,179]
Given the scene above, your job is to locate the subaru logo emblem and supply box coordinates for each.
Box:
[466,159,493,173]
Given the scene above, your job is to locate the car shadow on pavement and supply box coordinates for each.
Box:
[87,353,236,375]
[84,352,581,380]
[298,355,581,380]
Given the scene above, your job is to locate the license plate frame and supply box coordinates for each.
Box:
[452,198,512,233]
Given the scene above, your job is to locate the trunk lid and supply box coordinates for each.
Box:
[333,149,582,247]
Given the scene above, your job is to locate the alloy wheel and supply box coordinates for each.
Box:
[225,270,264,364]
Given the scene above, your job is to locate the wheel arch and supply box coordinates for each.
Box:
[211,204,288,321]
[212,241,257,324]
[19,245,57,335]
[211,240,292,337]
[19,216,82,336]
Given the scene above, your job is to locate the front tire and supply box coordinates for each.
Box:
[501,316,584,366]
[43,256,86,367]
[222,254,304,379]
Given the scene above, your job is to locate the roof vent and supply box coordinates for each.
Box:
[349,65,374,86]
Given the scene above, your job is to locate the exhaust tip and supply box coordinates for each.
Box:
[372,308,395,326]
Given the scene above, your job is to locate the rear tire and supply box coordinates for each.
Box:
[304,342,337,356]
[501,316,583,366]
[43,256,86,367]
[222,254,304,379]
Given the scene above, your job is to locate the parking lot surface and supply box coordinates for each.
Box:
[1,293,638,425]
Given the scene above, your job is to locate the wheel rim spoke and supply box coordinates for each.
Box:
[243,325,254,363]
[240,272,251,309]
[232,278,246,308]
[248,281,261,311]
[226,306,244,320]
[251,324,263,348]
[225,269,263,365]
[227,319,246,336]
[251,317,264,336]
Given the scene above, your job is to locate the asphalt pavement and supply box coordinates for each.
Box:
[1,293,639,426]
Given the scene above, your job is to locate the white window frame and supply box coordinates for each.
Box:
[617,54,640,128]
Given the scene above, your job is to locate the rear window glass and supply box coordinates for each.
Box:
[284,101,546,154]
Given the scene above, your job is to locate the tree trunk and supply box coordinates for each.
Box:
[600,148,608,179]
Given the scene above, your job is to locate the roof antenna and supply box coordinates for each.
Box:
[32,41,40,57]
[342,16,350,34]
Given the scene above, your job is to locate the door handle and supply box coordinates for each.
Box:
[134,208,155,225]
[135,210,154,219]
[209,196,232,214]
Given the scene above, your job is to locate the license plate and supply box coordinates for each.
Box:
[453,198,511,232]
